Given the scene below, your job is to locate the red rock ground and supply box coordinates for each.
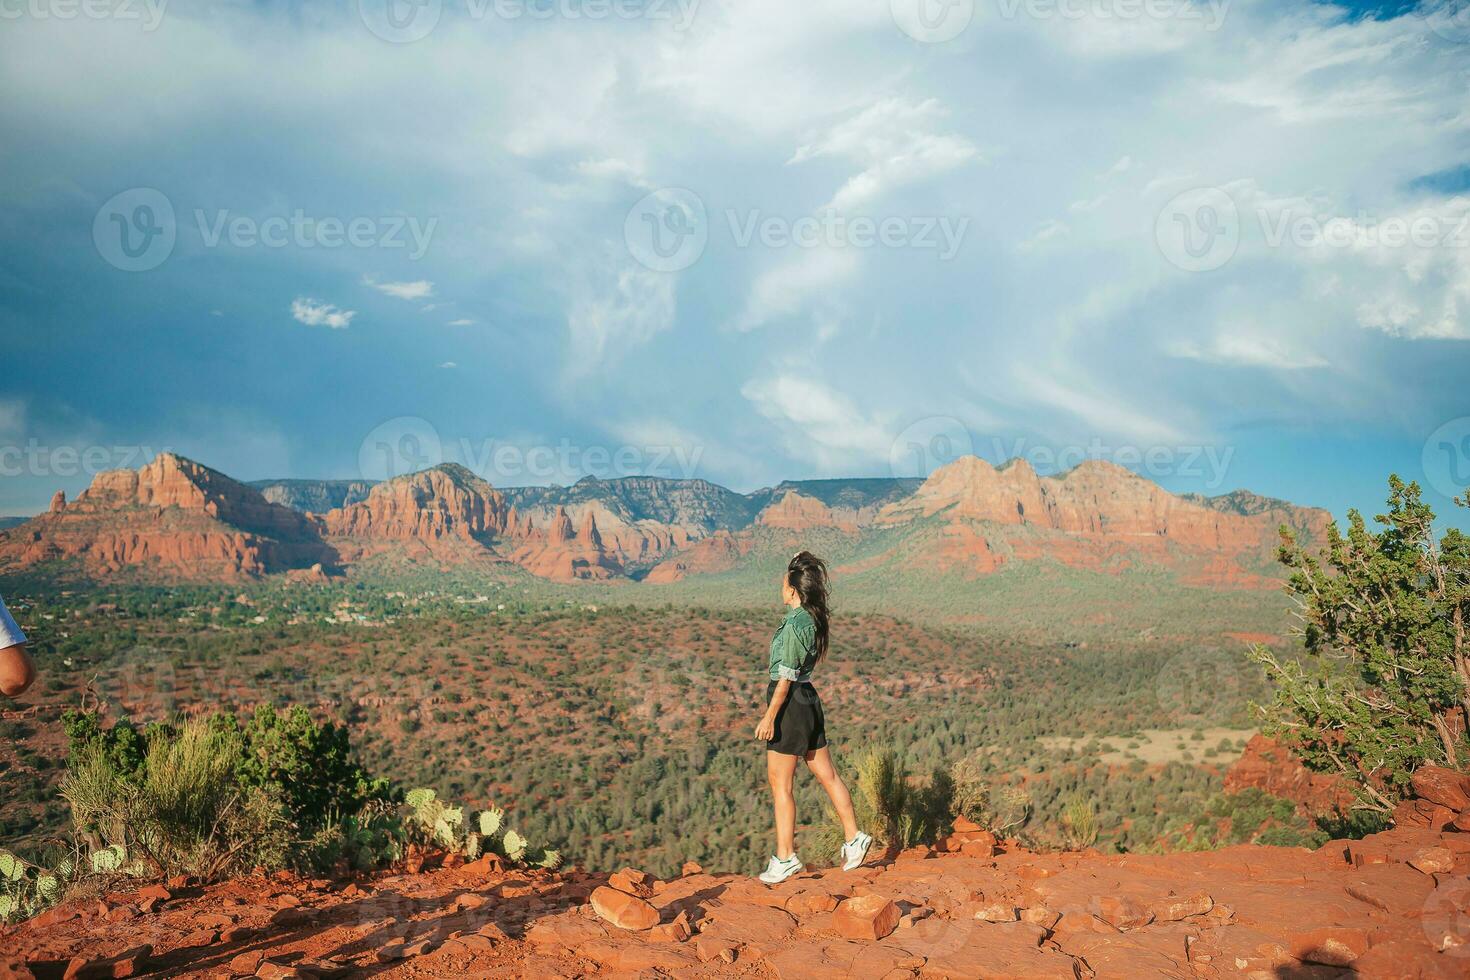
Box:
[3,819,1466,980]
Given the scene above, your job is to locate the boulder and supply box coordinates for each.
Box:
[649,910,693,943]
[1411,766,1470,811]
[589,885,659,930]
[1394,798,1456,831]
[1289,926,1368,967]
[1148,892,1213,922]
[1409,846,1456,875]
[62,946,151,980]
[832,894,900,941]
[607,867,655,898]
[1096,894,1153,930]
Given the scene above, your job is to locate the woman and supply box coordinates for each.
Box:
[754,551,871,884]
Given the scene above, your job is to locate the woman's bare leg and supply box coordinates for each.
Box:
[766,751,800,859]
[804,747,859,841]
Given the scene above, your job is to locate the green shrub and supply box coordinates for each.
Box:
[1060,793,1098,849]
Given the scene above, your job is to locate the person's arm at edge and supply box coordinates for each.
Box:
[0,597,35,699]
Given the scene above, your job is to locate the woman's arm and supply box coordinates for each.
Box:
[755,678,792,741]
[0,597,33,699]
[0,644,35,699]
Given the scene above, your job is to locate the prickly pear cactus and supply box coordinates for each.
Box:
[501,829,528,862]
[0,848,70,923]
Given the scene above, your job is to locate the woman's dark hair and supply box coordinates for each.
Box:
[787,551,830,664]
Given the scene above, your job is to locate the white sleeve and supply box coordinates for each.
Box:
[0,595,26,648]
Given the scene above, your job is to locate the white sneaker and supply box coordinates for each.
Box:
[758,854,804,884]
[840,831,873,871]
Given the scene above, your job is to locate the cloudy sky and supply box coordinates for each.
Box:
[1,0,1468,526]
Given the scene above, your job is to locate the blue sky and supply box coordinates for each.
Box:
[1,0,1469,529]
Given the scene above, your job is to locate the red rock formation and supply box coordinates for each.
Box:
[510,506,621,581]
[755,491,857,532]
[321,464,510,545]
[504,500,693,567]
[873,456,1330,579]
[644,530,749,583]
[0,453,336,580]
[1224,735,1357,816]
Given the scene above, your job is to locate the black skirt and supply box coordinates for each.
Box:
[765,680,828,756]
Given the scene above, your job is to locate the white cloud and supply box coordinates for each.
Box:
[363,276,434,301]
[447,318,475,327]
[439,361,458,369]
[1008,364,1188,448]
[0,399,25,439]
[290,298,354,330]
[1169,334,1329,370]
[565,262,676,379]
[789,98,981,212]
[730,247,858,333]
[741,373,894,468]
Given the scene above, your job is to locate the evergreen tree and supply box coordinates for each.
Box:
[1249,477,1469,812]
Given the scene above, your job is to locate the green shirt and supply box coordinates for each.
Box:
[768,605,818,682]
